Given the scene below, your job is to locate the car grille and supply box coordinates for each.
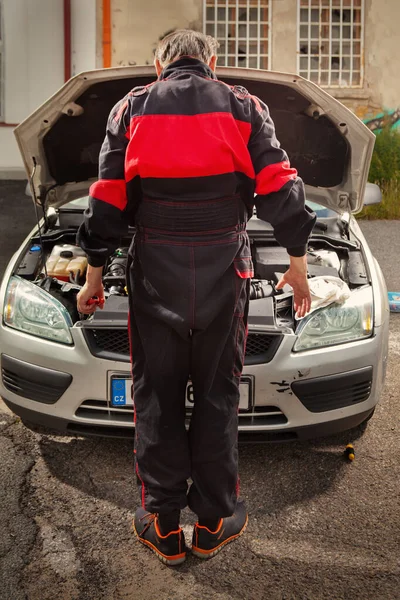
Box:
[245,333,282,364]
[75,399,288,427]
[88,328,131,357]
[292,367,373,412]
[75,399,134,423]
[83,328,282,365]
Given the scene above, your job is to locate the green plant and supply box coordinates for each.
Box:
[358,179,400,220]
[368,123,400,185]
[357,123,400,219]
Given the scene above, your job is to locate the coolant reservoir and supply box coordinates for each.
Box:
[46,245,87,281]
[68,256,88,278]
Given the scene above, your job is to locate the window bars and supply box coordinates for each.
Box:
[298,0,364,87]
[204,0,271,69]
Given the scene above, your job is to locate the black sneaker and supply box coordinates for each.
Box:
[191,501,248,559]
[132,508,186,566]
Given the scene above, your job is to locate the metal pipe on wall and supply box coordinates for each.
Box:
[64,0,72,81]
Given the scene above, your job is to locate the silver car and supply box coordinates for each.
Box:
[0,67,390,441]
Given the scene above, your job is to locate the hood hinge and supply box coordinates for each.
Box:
[37,184,48,207]
[340,211,350,237]
[338,192,349,210]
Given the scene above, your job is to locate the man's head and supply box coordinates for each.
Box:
[154,29,219,76]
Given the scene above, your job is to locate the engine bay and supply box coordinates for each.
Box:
[12,219,370,333]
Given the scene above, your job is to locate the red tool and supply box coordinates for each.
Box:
[87,296,105,307]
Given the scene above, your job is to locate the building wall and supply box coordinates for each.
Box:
[71,0,97,75]
[2,0,400,175]
[357,0,400,120]
[270,0,297,74]
[1,0,64,176]
[108,0,400,120]
[109,0,203,66]
[269,0,400,121]
[263,0,400,121]
[0,128,23,176]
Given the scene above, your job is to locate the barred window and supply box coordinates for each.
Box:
[298,0,364,87]
[204,0,271,69]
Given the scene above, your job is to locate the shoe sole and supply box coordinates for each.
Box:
[131,520,186,566]
[191,514,248,560]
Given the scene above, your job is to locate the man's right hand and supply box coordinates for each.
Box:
[275,255,311,319]
[77,265,105,314]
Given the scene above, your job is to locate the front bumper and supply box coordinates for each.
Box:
[2,395,374,442]
[0,315,388,441]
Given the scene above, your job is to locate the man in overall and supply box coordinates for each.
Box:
[77,30,316,566]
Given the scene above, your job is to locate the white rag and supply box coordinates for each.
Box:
[295,276,351,320]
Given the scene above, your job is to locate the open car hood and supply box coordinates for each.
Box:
[15,66,375,214]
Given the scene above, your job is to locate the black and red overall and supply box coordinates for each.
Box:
[78,58,316,521]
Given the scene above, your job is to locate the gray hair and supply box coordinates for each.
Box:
[155,29,219,68]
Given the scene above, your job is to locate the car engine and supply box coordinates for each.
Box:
[13,223,369,334]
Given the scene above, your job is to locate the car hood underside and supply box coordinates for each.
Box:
[15,66,375,214]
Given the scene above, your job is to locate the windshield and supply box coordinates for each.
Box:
[306,201,337,218]
[63,197,90,209]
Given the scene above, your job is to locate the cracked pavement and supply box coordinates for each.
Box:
[0,182,399,600]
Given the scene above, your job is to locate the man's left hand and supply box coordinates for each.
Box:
[276,255,311,319]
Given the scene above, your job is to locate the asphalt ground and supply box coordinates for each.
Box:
[0,181,399,600]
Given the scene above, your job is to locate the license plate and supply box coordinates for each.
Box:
[110,377,251,411]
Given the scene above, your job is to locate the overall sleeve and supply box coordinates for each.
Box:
[77,97,131,267]
[248,97,316,257]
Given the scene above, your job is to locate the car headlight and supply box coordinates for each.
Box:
[293,286,373,352]
[3,276,73,345]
